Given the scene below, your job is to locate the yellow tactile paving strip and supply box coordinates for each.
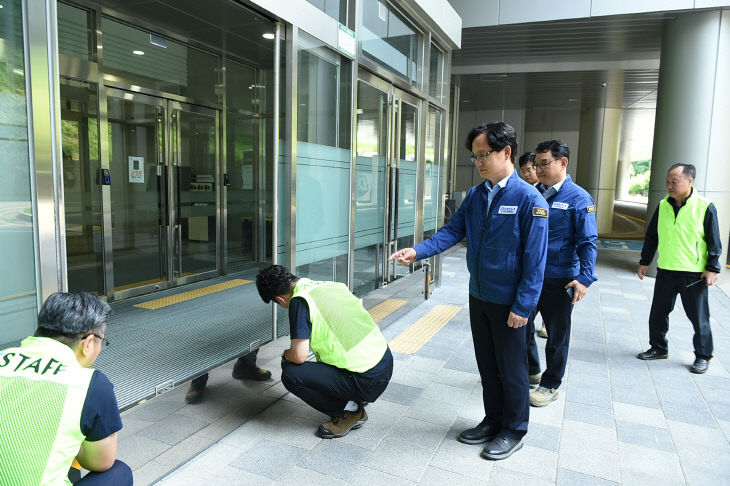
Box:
[367,299,408,323]
[134,279,252,310]
[389,304,462,354]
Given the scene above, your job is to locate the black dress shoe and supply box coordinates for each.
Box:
[458,419,500,444]
[691,358,709,374]
[636,347,668,360]
[480,432,523,460]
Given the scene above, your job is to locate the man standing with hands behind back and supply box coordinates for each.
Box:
[637,163,721,374]
[389,121,548,460]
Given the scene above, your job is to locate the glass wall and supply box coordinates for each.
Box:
[0,0,38,345]
[305,0,349,25]
[424,107,443,239]
[359,0,423,88]
[295,32,352,283]
[429,44,445,104]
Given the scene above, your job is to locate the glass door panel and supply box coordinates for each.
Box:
[106,90,168,293]
[61,78,104,294]
[173,104,219,281]
[353,80,389,296]
[424,108,443,240]
[226,113,257,266]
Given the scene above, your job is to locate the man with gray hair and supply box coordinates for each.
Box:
[0,292,132,485]
[637,163,721,374]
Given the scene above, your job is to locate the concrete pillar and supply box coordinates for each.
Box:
[648,10,730,279]
[576,71,623,235]
[615,110,636,200]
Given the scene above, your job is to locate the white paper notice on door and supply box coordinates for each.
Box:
[128,156,144,183]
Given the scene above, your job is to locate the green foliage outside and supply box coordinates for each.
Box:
[629,159,651,197]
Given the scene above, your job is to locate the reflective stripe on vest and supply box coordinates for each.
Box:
[292,279,388,373]
[657,194,710,272]
[0,337,94,486]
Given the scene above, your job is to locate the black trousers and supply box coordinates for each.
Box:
[191,348,259,388]
[649,270,713,359]
[69,460,133,485]
[281,349,393,418]
[527,277,574,389]
[469,296,529,439]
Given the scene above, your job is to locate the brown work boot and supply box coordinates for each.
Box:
[232,363,272,381]
[185,374,208,404]
[316,405,368,439]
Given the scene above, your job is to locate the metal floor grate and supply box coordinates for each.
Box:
[95,269,279,410]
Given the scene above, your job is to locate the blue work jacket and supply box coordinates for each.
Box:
[540,176,598,287]
[414,170,549,318]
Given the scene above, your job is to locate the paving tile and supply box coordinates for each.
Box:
[493,444,557,481]
[297,440,371,480]
[612,402,667,429]
[196,413,248,440]
[129,459,170,486]
[278,466,347,486]
[666,420,730,483]
[529,390,567,427]
[617,441,684,482]
[419,466,478,485]
[379,381,423,405]
[363,437,433,482]
[614,420,674,453]
[431,367,480,390]
[611,384,660,409]
[428,436,493,479]
[565,383,612,408]
[385,416,449,451]
[443,354,479,373]
[124,398,186,422]
[137,412,209,446]
[207,465,274,485]
[487,467,554,486]
[563,400,614,428]
[558,442,619,482]
[183,442,249,471]
[404,398,459,427]
[351,465,417,485]
[457,388,486,422]
[153,431,215,467]
[117,434,171,470]
[619,469,685,486]
[561,419,617,453]
[403,355,446,374]
[390,366,435,388]
[229,439,307,480]
[415,344,455,361]
[661,401,717,427]
[335,417,393,450]
[420,381,471,406]
[556,467,619,486]
[523,421,561,452]
[118,417,154,439]
[225,415,322,451]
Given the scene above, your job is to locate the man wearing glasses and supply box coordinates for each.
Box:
[0,292,132,485]
[389,121,548,460]
[527,140,598,408]
[636,163,720,374]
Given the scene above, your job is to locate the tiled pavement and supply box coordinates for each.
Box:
[117,246,730,485]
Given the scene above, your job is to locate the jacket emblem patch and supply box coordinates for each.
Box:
[497,205,518,215]
[532,207,548,218]
[586,205,596,212]
[552,201,569,210]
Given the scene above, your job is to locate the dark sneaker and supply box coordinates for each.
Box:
[232,365,272,381]
[480,432,523,460]
[185,374,208,404]
[636,347,668,360]
[458,418,500,444]
[317,406,368,439]
[691,358,709,374]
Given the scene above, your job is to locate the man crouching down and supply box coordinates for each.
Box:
[256,265,393,438]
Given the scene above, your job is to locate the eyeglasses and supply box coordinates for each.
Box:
[86,334,111,347]
[470,150,496,164]
[534,159,559,170]
[520,166,535,174]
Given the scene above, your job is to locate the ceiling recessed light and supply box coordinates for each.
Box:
[567,98,577,102]
[132,50,145,55]
[262,33,275,40]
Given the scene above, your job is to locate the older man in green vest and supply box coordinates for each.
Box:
[0,292,132,485]
[637,163,721,374]
[256,265,393,439]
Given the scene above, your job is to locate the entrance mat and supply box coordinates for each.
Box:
[389,304,461,354]
[134,279,252,310]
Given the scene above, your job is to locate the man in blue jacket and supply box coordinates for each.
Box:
[527,140,598,407]
[389,121,548,460]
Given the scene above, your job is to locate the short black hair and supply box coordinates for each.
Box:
[464,121,518,162]
[256,265,298,303]
[535,140,570,161]
[518,152,536,167]
[668,163,696,180]
[35,292,110,345]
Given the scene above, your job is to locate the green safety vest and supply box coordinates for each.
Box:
[657,193,711,272]
[292,278,388,373]
[0,337,95,486]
